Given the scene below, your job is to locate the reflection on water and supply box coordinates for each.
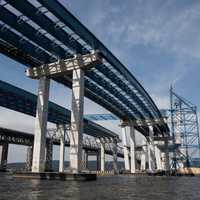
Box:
[0,173,200,200]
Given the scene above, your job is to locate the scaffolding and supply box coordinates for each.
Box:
[170,86,200,169]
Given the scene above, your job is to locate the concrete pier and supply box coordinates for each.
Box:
[45,141,53,172]
[148,126,155,172]
[100,141,105,172]
[0,143,8,171]
[121,125,130,171]
[69,65,84,173]
[112,138,118,174]
[32,77,50,172]
[140,142,147,171]
[26,146,33,171]
[57,124,66,173]
[155,145,162,170]
[96,151,101,171]
[82,150,88,169]
[130,125,136,173]
[164,138,170,171]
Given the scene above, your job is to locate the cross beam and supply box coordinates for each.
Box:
[26,51,102,79]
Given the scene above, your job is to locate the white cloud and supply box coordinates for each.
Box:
[151,94,169,110]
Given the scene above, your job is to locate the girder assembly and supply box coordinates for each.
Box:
[26,51,102,79]
[0,0,169,136]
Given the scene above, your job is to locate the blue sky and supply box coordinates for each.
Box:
[0,0,200,162]
[63,0,200,107]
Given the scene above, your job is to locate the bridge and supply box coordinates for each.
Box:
[0,126,126,171]
[0,0,170,176]
[1,126,171,173]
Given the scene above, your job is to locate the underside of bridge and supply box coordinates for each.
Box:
[0,0,170,175]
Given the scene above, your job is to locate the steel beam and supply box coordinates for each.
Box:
[4,0,86,54]
[37,0,165,122]
[26,51,102,79]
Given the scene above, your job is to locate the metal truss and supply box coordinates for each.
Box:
[84,114,118,121]
[0,0,168,135]
[170,87,200,168]
[0,126,124,157]
[47,127,121,154]
[0,127,32,146]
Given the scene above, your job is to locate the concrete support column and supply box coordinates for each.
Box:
[57,124,66,173]
[83,150,88,169]
[164,138,170,171]
[112,138,118,174]
[69,66,84,173]
[130,125,136,173]
[26,146,33,171]
[140,141,147,171]
[121,125,130,171]
[148,126,155,172]
[96,151,101,171]
[32,77,50,172]
[0,143,8,171]
[100,141,105,172]
[155,145,162,170]
[45,140,53,171]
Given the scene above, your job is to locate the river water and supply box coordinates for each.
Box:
[0,174,200,200]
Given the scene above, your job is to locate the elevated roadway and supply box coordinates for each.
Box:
[0,0,170,173]
[0,0,169,136]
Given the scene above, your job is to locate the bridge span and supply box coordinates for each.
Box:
[0,0,170,176]
[0,127,125,171]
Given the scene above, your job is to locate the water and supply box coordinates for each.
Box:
[0,173,200,200]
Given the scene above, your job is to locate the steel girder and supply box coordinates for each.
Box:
[0,80,118,138]
[0,127,124,157]
[0,7,67,59]
[0,39,39,66]
[0,26,133,122]
[0,0,169,134]
[95,65,155,118]
[4,0,87,54]
[36,0,164,118]
[87,69,145,119]
[0,23,130,120]
[0,24,50,63]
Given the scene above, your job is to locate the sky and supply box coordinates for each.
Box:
[0,0,200,162]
